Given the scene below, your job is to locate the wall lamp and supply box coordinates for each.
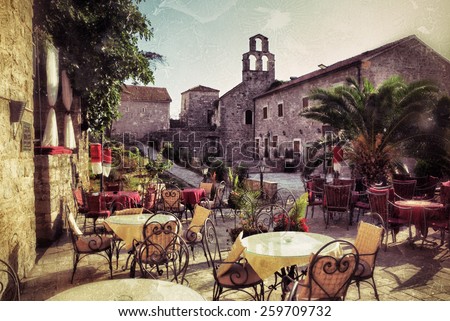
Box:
[318,64,327,70]
[9,100,27,138]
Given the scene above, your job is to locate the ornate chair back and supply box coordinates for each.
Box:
[137,224,189,284]
[287,240,359,301]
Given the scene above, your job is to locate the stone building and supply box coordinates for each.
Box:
[216,34,275,164]
[0,0,36,277]
[179,85,219,128]
[111,85,171,142]
[253,35,450,169]
[1,1,90,278]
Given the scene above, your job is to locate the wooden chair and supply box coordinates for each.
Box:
[286,240,359,301]
[65,204,113,283]
[203,219,264,301]
[0,258,20,301]
[350,217,384,300]
[323,184,352,230]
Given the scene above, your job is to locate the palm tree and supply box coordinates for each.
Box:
[301,76,450,184]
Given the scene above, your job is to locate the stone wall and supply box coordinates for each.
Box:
[111,100,170,141]
[34,154,75,245]
[0,0,36,277]
[182,89,219,128]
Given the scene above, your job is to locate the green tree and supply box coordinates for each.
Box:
[302,76,450,183]
[34,0,163,134]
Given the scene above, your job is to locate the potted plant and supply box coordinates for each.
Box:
[273,193,309,232]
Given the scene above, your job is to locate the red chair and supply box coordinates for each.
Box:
[85,194,111,232]
[305,178,325,219]
[393,179,416,200]
[323,184,352,230]
[367,191,412,250]
[421,206,448,247]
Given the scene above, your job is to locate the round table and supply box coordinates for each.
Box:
[241,231,340,280]
[47,278,205,301]
[104,214,176,250]
[395,200,444,236]
[182,188,206,210]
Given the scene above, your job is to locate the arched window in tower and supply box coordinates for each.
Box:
[249,55,256,71]
[262,55,268,71]
[255,38,262,51]
[245,110,253,125]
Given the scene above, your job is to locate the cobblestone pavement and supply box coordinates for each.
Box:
[20,169,450,301]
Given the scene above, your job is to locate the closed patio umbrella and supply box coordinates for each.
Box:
[62,70,76,149]
[42,42,59,147]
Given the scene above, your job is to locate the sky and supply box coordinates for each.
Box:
[137,0,450,119]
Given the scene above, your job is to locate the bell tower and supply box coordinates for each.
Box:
[242,34,275,83]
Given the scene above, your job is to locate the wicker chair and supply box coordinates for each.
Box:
[203,219,264,301]
[0,258,20,301]
[286,239,359,301]
[350,216,385,300]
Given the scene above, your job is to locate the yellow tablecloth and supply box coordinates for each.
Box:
[241,232,341,280]
[103,214,175,250]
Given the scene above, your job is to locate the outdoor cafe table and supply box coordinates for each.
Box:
[395,199,444,236]
[47,278,205,301]
[182,188,206,208]
[103,214,176,251]
[241,231,341,299]
[103,191,141,209]
[241,232,341,280]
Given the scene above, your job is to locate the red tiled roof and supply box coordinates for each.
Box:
[181,85,220,94]
[255,35,420,99]
[121,85,172,102]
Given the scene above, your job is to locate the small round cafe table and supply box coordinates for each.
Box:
[103,214,176,250]
[241,231,341,280]
[47,278,205,301]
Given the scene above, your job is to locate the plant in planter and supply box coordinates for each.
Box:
[273,193,309,232]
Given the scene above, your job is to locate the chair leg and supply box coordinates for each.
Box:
[371,277,380,301]
[356,280,361,299]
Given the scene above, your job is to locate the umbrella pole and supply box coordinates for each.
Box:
[100,134,104,193]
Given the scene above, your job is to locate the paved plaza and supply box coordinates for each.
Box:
[19,168,450,301]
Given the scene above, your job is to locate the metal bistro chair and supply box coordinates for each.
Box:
[0,258,20,301]
[65,204,113,283]
[203,219,264,301]
[393,179,417,200]
[182,204,212,265]
[305,178,325,219]
[135,215,189,284]
[203,181,226,223]
[161,187,186,220]
[367,190,412,250]
[323,184,352,230]
[286,239,359,301]
[350,216,385,300]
